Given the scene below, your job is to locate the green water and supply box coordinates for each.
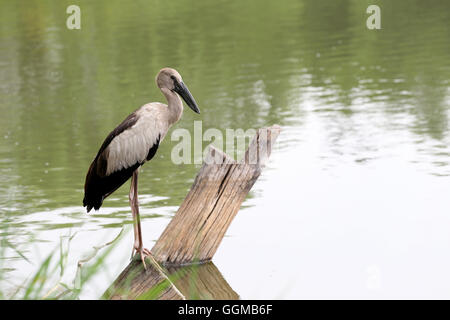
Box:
[1,0,450,299]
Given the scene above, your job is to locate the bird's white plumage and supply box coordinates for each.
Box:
[105,103,170,175]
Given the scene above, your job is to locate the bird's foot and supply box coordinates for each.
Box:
[132,246,153,270]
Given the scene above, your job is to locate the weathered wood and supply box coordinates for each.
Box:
[152,125,281,265]
[103,260,238,300]
[104,125,281,299]
[102,255,184,300]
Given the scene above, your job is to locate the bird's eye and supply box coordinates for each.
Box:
[170,75,176,81]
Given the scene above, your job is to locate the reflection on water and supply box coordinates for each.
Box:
[0,0,449,298]
[104,260,239,300]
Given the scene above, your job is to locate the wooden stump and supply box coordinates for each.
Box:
[104,125,281,299]
[102,256,184,300]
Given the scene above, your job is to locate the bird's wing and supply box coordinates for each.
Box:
[104,104,168,175]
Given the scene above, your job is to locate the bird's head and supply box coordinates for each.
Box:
[156,68,200,114]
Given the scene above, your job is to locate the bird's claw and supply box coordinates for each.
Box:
[132,247,153,270]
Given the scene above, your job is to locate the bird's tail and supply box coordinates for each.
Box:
[83,154,140,213]
[83,193,103,213]
[83,196,93,213]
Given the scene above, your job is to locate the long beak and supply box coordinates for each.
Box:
[173,81,200,114]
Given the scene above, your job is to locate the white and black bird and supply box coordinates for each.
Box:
[83,67,200,267]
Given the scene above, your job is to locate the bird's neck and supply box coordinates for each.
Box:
[161,88,183,125]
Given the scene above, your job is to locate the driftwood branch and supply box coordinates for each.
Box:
[104,125,281,299]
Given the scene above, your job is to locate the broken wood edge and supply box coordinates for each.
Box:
[243,124,281,167]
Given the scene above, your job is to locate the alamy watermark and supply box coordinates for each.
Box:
[66,4,381,30]
[67,4,381,31]
[170,121,271,165]
[366,5,381,30]
[66,5,81,30]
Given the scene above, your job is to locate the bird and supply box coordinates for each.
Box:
[83,67,200,268]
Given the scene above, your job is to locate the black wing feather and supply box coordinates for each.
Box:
[82,112,160,212]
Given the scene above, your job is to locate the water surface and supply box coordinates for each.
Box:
[1,0,450,299]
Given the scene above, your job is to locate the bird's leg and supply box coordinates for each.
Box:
[129,169,152,269]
